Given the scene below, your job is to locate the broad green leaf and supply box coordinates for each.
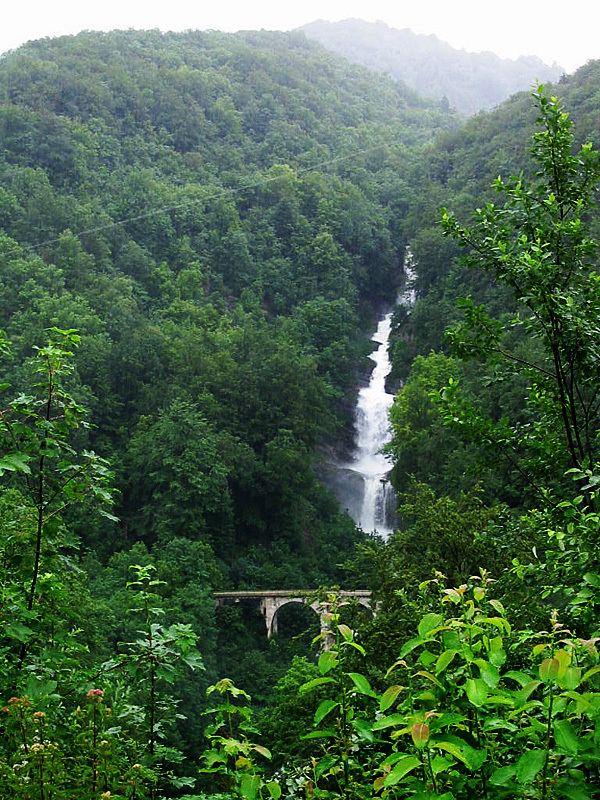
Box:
[380,684,403,712]
[431,737,487,771]
[345,640,366,656]
[398,636,425,659]
[314,755,337,781]
[558,666,581,691]
[25,677,58,699]
[515,680,542,707]
[466,678,488,707]
[515,749,546,784]
[554,648,571,678]
[432,712,467,730]
[299,676,335,694]
[583,572,600,588]
[301,730,336,740]
[478,616,511,633]
[443,588,461,604]
[266,781,281,799]
[348,672,376,697]
[353,717,375,742]
[372,713,406,731]
[489,765,516,786]
[436,649,457,674]
[5,622,34,643]
[337,623,353,642]
[553,719,579,754]
[475,658,500,689]
[318,650,338,675]
[505,670,533,687]
[489,648,507,668]
[488,598,505,614]
[240,774,260,800]
[416,669,443,688]
[554,778,593,800]
[581,665,600,683]
[314,699,339,725]
[383,755,421,786]
[418,613,444,638]
[0,453,32,474]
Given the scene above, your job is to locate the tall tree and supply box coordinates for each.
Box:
[439,87,600,500]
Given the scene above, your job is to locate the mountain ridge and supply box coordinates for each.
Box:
[299,18,565,114]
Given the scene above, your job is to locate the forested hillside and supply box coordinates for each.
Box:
[300,19,564,114]
[0,26,455,575]
[0,27,459,788]
[388,61,600,505]
[2,27,600,799]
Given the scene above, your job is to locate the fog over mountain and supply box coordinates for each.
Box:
[300,18,565,114]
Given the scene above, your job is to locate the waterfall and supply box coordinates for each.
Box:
[349,312,396,538]
[323,254,416,539]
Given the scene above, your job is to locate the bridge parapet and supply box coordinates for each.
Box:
[214,590,373,639]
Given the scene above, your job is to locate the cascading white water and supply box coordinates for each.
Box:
[321,254,415,539]
[349,313,396,538]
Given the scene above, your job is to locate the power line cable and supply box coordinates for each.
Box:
[2,144,384,260]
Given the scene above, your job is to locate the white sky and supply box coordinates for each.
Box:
[1,0,597,74]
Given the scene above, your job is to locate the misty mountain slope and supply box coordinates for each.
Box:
[300,18,565,114]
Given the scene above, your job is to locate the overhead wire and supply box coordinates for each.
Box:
[1,143,387,260]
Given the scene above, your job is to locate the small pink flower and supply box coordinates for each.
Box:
[87,688,103,698]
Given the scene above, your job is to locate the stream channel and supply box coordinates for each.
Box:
[326,259,416,539]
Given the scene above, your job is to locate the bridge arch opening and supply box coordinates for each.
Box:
[271,600,320,644]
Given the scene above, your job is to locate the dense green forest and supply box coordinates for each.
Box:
[1,26,600,800]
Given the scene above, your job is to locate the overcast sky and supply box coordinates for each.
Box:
[1,0,597,74]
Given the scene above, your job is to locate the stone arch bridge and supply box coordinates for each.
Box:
[214,590,373,639]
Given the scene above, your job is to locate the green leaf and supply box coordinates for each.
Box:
[240,774,261,800]
[489,647,507,668]
[314,756,337,781]
[0,453,32,474]
[466,678,488,707]
[299,676,335,694]
[353,717,375,742]
[431,737,487,771]
[348,672,376,697]
[252,745,271,760]
[558,666,581,691]
[345,640,366,656]
[25,677,58,699]
[418,613,444,638]
[383,755,421,786]
[266,781,281,799]
[436,649,457,674]
[398,636,425,659]
[515,749,546,784]
[318,650,338,675]
[372,713,406,731]
[314,699,339,725]
[488,598,505,614]
[553,719,579,754]
[301,730,336,740]
[5,622,34,643]
[380,684,403,712]
[505,670,534,687]
[337,623,353,641]
[515,679,542,707]
[475,658,500,689]
[489,765,516,786]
